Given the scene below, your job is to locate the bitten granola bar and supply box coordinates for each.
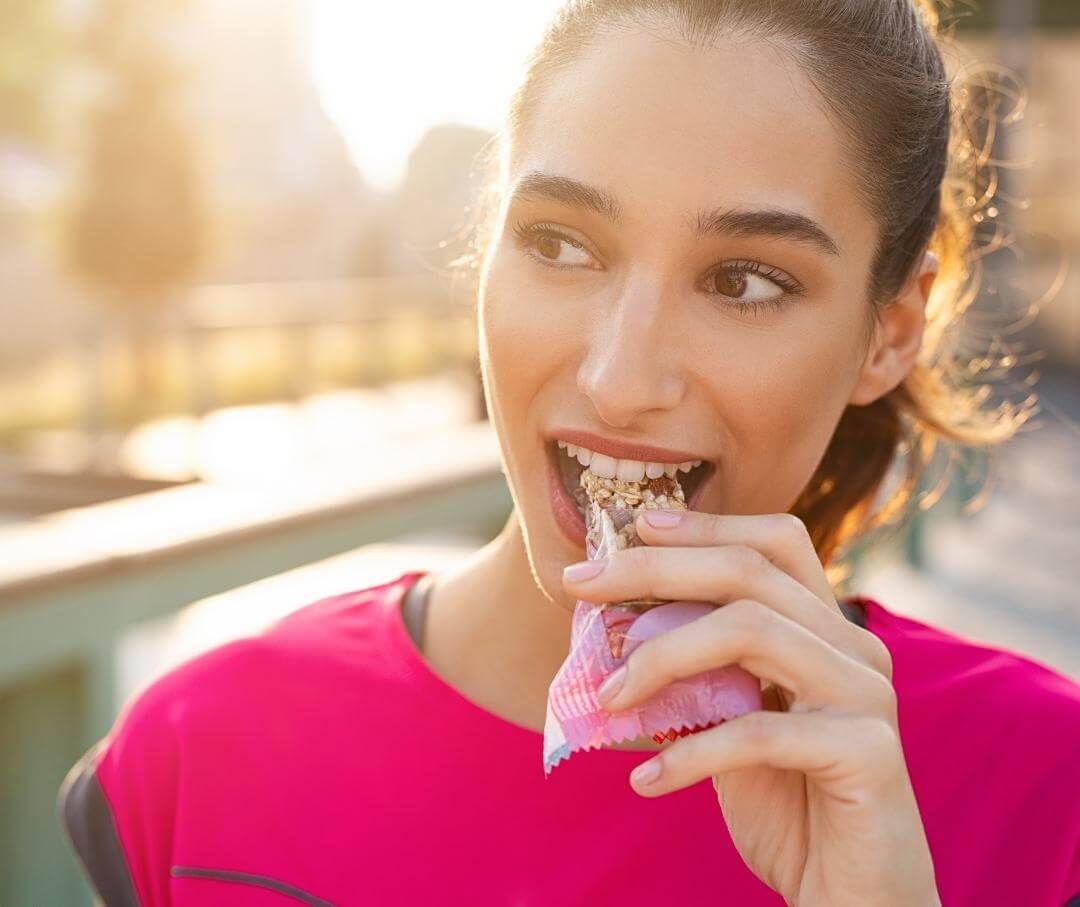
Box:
[543,459,763,771]
[574,468,688,552]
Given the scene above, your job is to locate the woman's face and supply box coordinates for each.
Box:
[478,29,886,606]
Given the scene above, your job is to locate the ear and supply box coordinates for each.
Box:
[849,250,938,406]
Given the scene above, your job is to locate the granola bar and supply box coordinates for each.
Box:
[574,468,688,552]
[544,462,763,772]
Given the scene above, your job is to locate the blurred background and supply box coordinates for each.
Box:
[0,1,1077,902]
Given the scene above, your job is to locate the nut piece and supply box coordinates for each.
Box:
[579,467,687,514]
[580,465,689,563]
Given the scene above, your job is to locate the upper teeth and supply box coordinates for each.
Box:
[556,440,702,481]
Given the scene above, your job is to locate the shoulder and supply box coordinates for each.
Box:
[859,595,1080,749]
[114,569,417,743]
[859,597,1080,899]
[80,568,420,760]
[859,595,1080,724]
[58,569,422,906]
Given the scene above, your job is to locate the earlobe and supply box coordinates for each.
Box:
[849,363,897,409]
[848,320,887,407]
[848,250,938,407]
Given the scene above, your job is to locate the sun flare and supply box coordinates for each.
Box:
[309,0,563,190]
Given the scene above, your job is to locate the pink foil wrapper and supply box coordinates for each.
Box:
[543,500,763,774]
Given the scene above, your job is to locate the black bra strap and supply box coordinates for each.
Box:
[838,597,867,629]
[402,573,436,652]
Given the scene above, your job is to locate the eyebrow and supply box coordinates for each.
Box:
[509,171,840,257]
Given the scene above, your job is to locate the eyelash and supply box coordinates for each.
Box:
[510,220,803,316]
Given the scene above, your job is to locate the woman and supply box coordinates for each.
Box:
[60,1,1080,904]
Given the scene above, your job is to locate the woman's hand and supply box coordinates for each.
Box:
[561,510,940,907]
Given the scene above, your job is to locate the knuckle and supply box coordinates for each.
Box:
[862,716,900,761]
[727,544,770,580]
[733,709,776,749]
[667,727,714,780]
[856,628,894,679]
[616,545,657,590]
[862,668,899,717]
[626,635,655,675]
[621,545,652,571]
[698,510,727,542]
[718,597,768,641]
[628,636,671,688]
[873,638,894,680]
[662,733,694,773]
[773,512,811,546]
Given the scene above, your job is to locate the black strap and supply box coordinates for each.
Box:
[839,597,867,628]
[57,741,140,907]
[402,572,436,652]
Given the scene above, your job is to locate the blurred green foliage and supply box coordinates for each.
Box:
[954,0,1080,29]
[63,0,210,420]
[0,314,479,444]
[0,0,69,143]
[68,0,207,301]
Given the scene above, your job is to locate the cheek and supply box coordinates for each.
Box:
[709,306,866,508]
[478,252,584,603]
[479,246,575,410]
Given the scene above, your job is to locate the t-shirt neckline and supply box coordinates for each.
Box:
[387,569,648,758]
[386,569,882,754]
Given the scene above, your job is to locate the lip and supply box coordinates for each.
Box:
[544,428,711,466]
[548,453,587,547]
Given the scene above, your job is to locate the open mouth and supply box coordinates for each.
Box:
[548,439,715,516]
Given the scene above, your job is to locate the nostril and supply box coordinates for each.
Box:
[578,356,686,427]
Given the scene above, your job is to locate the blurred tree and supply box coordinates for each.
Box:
[391,123,493,277]
[0,0,68,144]
[67,0,208,422]
[354,208,390,278]
[956,0,1080,29]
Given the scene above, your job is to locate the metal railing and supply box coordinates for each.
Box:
[67,275,481,454]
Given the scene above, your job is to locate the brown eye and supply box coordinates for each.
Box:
[536,234,563,261]
[511,221,595,269]
[712,268,749,298]
[703,260,800,308]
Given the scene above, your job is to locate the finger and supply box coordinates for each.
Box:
[564,544,887,676]
[599,597,895,717]
[626,710,901,797]
[634,510,836,606]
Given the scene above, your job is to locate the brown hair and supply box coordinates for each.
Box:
[450,0,1037,579]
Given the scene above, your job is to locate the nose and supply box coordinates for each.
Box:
[576,283,685,427]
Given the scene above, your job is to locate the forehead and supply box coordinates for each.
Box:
[511,28,870,249]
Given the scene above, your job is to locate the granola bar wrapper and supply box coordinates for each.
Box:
[543,479,762,774]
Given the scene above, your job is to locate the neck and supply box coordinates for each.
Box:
[422,510,573,734]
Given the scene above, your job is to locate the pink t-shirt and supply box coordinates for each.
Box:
[62,570,1080,905]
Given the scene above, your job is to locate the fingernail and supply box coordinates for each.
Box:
[630,759,662,787]
[563,560,606,582]
[596,664,626,706]
[644,509,682,528]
